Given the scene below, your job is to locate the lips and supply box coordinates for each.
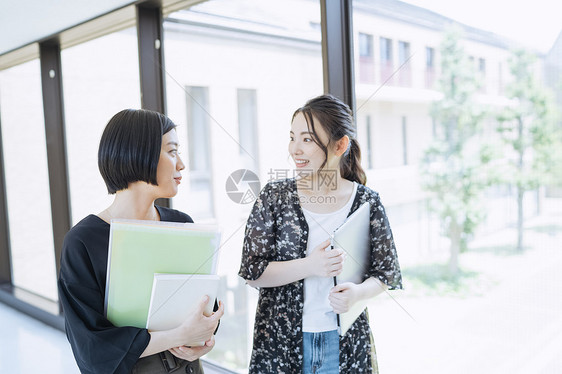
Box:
[294,159,309,168]
[174,176,182,184]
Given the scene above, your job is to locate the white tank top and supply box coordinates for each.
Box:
[301,182,357,332]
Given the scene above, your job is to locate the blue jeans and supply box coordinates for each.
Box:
[303,330,339,374]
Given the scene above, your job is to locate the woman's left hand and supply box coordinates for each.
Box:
[329,282,360,314]
[169,336,215,362]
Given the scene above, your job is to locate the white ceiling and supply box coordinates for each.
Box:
[0,0,137,56]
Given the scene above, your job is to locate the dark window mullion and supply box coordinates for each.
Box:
[320,0,356,117]
[39,42,71,304]
[136,4,169,208]
[0,115,11,284]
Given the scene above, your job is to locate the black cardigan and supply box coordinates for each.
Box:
[58,206,193,374]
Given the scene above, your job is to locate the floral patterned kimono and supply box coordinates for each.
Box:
[239,178,402,373]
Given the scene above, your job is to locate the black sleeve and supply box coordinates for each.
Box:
[367,193,403,290]
[58,230,150,374]
[238,184,277,281]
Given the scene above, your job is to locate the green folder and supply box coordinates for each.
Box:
[104,219,221,328]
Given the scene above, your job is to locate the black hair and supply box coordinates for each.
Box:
[292,94,367,185]
[98,109,177,194]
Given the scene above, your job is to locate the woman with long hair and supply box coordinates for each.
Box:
[239,94,402,373]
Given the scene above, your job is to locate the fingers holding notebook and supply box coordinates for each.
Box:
[175,296,224,347]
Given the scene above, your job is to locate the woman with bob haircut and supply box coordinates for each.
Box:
[239,94,402,373]
[58,109,224,374]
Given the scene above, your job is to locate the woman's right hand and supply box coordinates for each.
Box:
[174,296,224,347]
[307,239,345,277]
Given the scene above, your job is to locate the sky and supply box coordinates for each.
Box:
[400,0,562,53]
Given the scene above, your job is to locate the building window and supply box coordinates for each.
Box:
[365,115,373,169]
[358,32,374,83]
[432,116,437,138]
[479,57,486,92]
[380,37,394,84]
[402,116,408,165]
[185,86,214,219]
[478,58,486,74]
[425,46,435,89]
[498,62,504,95]
[398,41,411,86]
[237,88,259,172]
[426,46,434,68]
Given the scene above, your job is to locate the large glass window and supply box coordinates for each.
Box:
[352,1,560,372]
[0,59,57,301]
[61,27,141,225]
[163,0,323,370]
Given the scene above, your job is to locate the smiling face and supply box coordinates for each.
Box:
[289,112,332,175]
[155,129,185,198]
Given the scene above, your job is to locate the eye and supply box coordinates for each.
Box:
[303,137,312,143]
[289,136,294,141]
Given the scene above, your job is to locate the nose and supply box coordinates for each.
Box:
[177,154,186,171]
[289,139,303,156]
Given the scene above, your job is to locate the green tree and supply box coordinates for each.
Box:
[496,49,558,251]
[420,29,491,275]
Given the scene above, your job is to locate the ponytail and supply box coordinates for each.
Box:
[340,138,367,185]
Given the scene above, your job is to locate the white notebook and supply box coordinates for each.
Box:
[331,202,371,336]
[146,273,220,344]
